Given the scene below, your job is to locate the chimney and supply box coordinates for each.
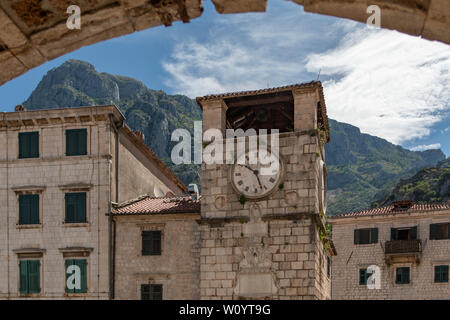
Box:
[15,105,26,112]
[188,183,199,200]
[135,130,145,142]
[393,200,414,210]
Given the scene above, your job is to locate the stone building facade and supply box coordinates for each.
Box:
[0,105,186,299]
[196,82,336,300]
[330,201,450,300]
[111,196,201,300]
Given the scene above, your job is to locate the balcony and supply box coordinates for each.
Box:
[384,240,422,264]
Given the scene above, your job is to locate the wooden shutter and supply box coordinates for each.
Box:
[77,259,87,293]
[391,228,397,240]
[142,231,152,255]
[19,261,28,293]
[447,223,450,240]
[65,193,76,223]
[29,132,38,157]
[19,132,26,158]
[371,228,378,243]
[354,229,360,245]
[76,193,87,223]
[141,284,150,300]
[19,195,30,225]
[30,195,39,224]
[153,231,162,255]
[403,268,410,284]
[430,224,437,240]
[151,284,163,300]
[411,226,418,240]
[79,129,87,155]
[28,260,40,293]
[65,259,73,293]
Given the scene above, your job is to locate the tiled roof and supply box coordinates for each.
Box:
[330,203,450,219]
[112,195,200,215]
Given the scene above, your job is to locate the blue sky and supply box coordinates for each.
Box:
[0,1,449,156]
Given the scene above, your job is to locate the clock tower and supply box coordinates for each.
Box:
[196,82,336,300]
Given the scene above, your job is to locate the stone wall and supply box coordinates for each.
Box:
[113,214,201,300]
[330,209,450,300]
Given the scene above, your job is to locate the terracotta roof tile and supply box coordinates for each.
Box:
[330,203,450,219]
[112,195,200,215]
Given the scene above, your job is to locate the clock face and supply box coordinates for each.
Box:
[230,149,283,199]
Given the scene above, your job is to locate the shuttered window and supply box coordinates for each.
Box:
[359,268,373,285]
[142,231,162,255]
[66,129,87,156]
[19,194,39,225]
[354,228,378,244]
[18,132,39,158]
[65,259,87,293]
[65,192,87,223]
[141,284,163,300]
[395,267,410,284]
[19,260,40,294]
[434,265,449,283]
[430,223,450,240]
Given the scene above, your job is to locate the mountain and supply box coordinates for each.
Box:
[325,120,445,214]
[371,158,450,206]
[22,60,446,214]
[23,60,201,186]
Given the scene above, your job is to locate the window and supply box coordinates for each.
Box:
[19,132,39,158]
[141,284,162,300]
[395,267,410,284]
[359,268,373,285]
[19,194,39,225]
[430,223,450,240]
[434,265,449,283]
[65,259,87,293]
[66,129,87,156]
[391,227,417,240]
[65,192,87,223]
[142,231,162,255]
[354,228,378,244]
[19,260,40,294]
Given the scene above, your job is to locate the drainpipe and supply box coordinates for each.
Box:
[109,117,122,300]
[4,113,10,299]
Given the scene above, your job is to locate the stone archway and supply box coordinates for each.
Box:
[0,0,448,86]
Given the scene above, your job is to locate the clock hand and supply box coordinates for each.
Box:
[237,164,263,189]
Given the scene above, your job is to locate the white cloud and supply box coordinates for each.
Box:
[410,143,442,151]
[162,2,450,146]
[305,28,450,144]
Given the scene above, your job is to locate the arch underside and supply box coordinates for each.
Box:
[0,0,448,86]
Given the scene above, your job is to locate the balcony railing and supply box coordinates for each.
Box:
[384,239,422,254]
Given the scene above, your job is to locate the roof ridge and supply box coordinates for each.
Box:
[331,202,450,219]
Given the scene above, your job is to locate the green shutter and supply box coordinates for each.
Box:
[142,231,152,255]
[411,226,417,240]
[30,195,39,224]
[354,229,360,245]
[19,132,39,158]
[371,228,378,243]
[19,194,39,225]
[447,223,450,240]
[66,129,87,156]
[430,224,437,240]
[65,259,73,293]
[28,260,40,293]
[19,261,28,294]
[65,194,75,223]
[77,259,87,293]
[77,193,86,223]
[391,228,397,240]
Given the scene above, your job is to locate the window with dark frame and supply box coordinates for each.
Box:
[434,265,449,283]
[142,230,162,255]
[66,129,87,156]
[354,228,378,245]
[19,132,39,159]
[141,284,163,300]
[65,192,87,223]
[19,260,40,294]
[65,259,88,293]
[359,268,373,285]
[19,194,39,225]
[395,267,410,284]
[430,223,450,240]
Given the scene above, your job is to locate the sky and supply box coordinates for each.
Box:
[0,1,449,156]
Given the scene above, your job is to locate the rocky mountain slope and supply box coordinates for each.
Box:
[22,60,446,214]
[372,158,450,206]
